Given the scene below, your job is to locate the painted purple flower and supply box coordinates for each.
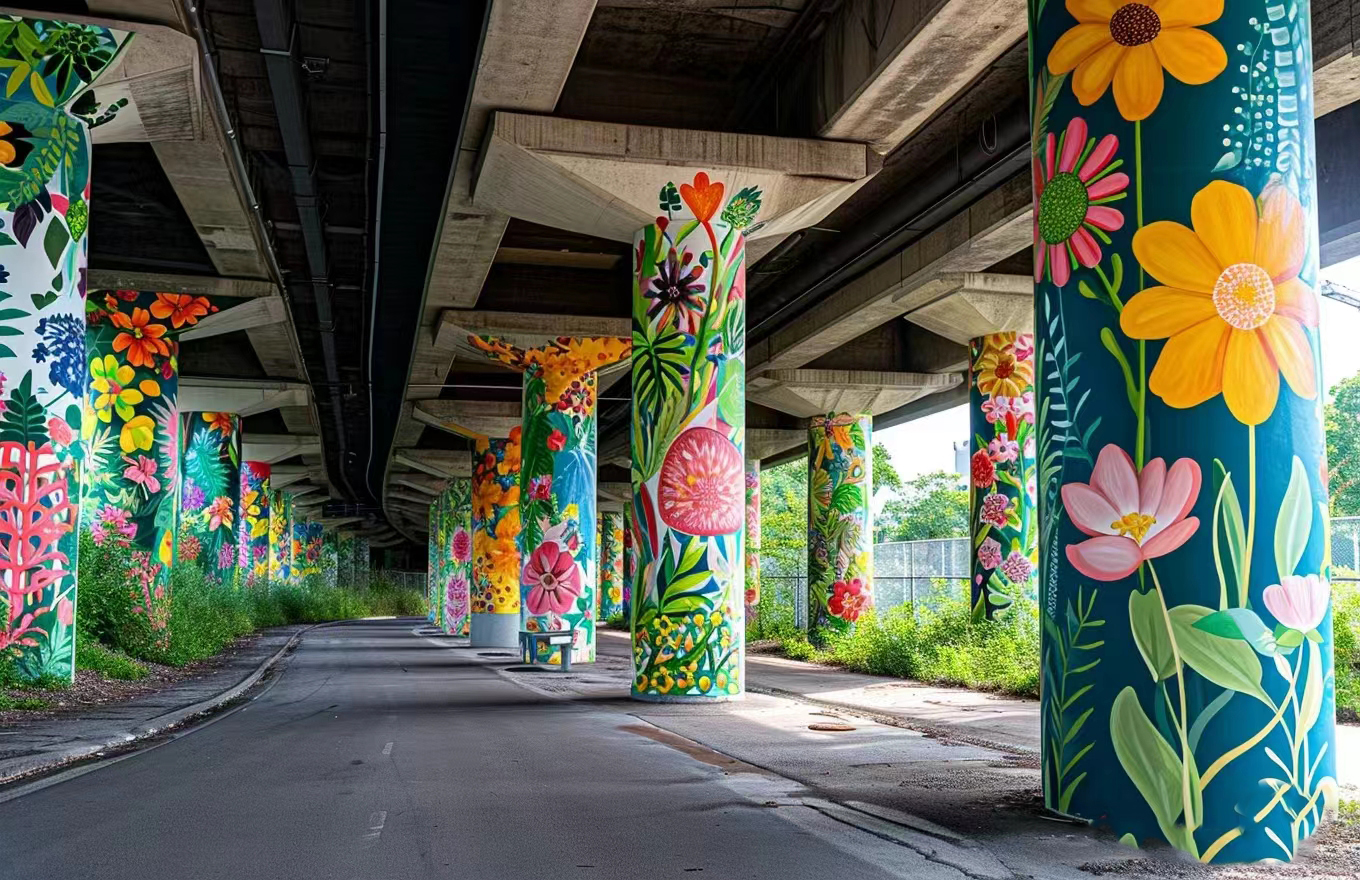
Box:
[1001,551,1032,585]
[182,481,206,512]
[977,537,1003,570]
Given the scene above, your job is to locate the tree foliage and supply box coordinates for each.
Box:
[872,442,902,495]
[759,457,807,577]
[876,471,969,543]
[1326,373,1360,516]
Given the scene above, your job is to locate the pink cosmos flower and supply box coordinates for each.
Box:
[1033,116,1127,287]
[122,454,160,494]
[977,537,1003,570]
[1263,574,1330,633]
[1060,444,1201,582]
[523,540,583,615]
[988,435,1019,463]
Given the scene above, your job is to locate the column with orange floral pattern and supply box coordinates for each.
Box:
[807,413,872,637]
[239,461,272,587]
[471,430,522,647]
[1032,0,1334,862]
[180,411,241,584]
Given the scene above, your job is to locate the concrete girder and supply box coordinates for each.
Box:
[178,378,308,417]
[267,465,315,489]
[746,428,807,463]
[318,517,362,529]
[900,273,1033,345]
[597,482,632,504]
[389,491,435,507]
[413,399,521,441]
[748,174,1033,376]
[748,369,963,420]
[433,309,630,353]
[599,428,629,470]
[392,477,443,497]
[87,271,276,299]
[392,450,471,481]
[472,112,873,245]
[288,484,322,498]
[240,434,321,464]
[178,297,287,342]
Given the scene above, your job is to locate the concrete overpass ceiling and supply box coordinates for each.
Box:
[90,143,218,273]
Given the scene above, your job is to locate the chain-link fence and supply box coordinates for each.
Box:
[1331,517,1360,580]
[375,569,426,592]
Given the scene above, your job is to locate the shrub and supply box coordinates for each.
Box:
[1334,587,1360,720]
[76,640,147,681]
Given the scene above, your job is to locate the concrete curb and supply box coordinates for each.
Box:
[0,623,321,785]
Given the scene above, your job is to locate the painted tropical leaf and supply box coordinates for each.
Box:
[186,427,227,498]
[1110,687,1190,852]
[632,326,691,416]
[0,439,76,605]
[1273,456,1311,583]
[0,372,48,445]
[830,482,862,516]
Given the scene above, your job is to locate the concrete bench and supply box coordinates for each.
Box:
[519,629,576,672]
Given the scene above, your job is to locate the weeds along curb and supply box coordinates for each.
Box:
[0,621,329,785]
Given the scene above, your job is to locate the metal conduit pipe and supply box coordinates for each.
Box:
[254,0,357,500]
[748,98,1033,341]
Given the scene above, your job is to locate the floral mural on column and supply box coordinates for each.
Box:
[807,413,873,636]
[969,332,1037,618]
[443,479,472,636]
[321,531,337,588]
[622,500,635,623]
[1032,0,1335,862]
[179,411,240,584]
[598,510,623,620]
[239,461,271,587]
[292,520,322,581]
[471,335,630,665]
[268,488,291,585]
[630,172,751,700]
[744,460,760,626]
[471,431,521,633]
[428,489,443,627]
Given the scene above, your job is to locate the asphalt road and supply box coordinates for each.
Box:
[0,619,926,880]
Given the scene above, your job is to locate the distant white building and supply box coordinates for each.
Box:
[953,440,970,482]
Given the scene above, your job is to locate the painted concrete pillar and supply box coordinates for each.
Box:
[471,431,521,647]
[470,336,630,665]
[321,531,338,588]
[0,20,132,679]
[268,488,291,586]
[240,462,272,587]
[85,292,188,638]
[807,413,873,636]
[744,460,761,629]
[180,412,241,584]
[442,479,472,636]
[1032,0,1335,861]
[968,333,1037,618]
[336,533,353,588]
[292,520,322,581]
[630,173,749,701]
[622,500,635,624]
[352,536,370,588]
[598,508,624,622]
[428,489,443,626]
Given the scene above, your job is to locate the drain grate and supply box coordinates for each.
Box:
[477,652,516,657]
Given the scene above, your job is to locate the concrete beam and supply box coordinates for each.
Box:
[179,297,287,342]
[240,433,321,464]
[597,482,632,504]
[392,450,471,481]
[433,309,630,353]
[318,517,362,529]
[748,174,1032,375]
[747,428,807,463]
[473,112,872,244]
[178,378,308,417]
[901,273,1033,345]
[87,271,277,299]
[813,0,1027,155]
[748,369,962,419]
[392,477,443,497]
[413,399,521,440]
[390,491,435,507]
[288,484,321,498]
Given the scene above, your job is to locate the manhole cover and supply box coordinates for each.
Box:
[808,723,857,732]
[504,665,553,673]
[478,652,516,657]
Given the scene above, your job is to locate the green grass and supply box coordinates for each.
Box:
[0,694,50,711]
[771,600,1042,697]
[76,639,148,680]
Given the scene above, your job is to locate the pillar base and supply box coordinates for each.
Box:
[630,691,744,704]
[470,613,519,648]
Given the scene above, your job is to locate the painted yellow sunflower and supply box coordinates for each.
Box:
[974,341,1035,399]
[1120,181,1317,426]
[1047,0,1227,121]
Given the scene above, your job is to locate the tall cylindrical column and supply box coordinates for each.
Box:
[622,500,635,624]
[1033,2,1334,861]
[85,291,184,639]
[471,431,522,647]
[240,462,272,587]
[0,19,129,679]
[745,460,761,631]
[443,479,472,636]
[969,333,1037,618]
[352,536,370,588]
[180,411,241,584]
[321,531,338,588]
[268,489,291,586]
[598,508,624,622]
[428,489,444,626]
[630,173,748,701]
[807,413,873,636]
[293,520,322,581]
[519,368,600,664]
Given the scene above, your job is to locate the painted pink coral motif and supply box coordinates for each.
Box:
[523,540,583,615]
[658,426,743,536]
[977,537,1003,570]
[1263,574,1330,633]
[452,528,471,563]
[1060,444,1201,582]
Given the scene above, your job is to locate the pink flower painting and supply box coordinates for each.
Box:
[523,541,583,615]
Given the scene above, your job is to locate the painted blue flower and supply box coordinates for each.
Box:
[31,313,84,397]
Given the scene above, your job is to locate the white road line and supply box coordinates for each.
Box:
[359,810,387,848]
[381,741,393,756]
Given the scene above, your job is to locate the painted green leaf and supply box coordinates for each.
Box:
[0,371,48,445]
[1193,608,1278,657]
[1299,639,1323,737]
[1212,460,1247,608]
[717,361,743,427]
[1129,589,1175,682]
[1170,605,1269,704]
[42,214,69,267]
[1274,456,1311,582]
[1110,687,1187,849]
[830,482,863,516]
